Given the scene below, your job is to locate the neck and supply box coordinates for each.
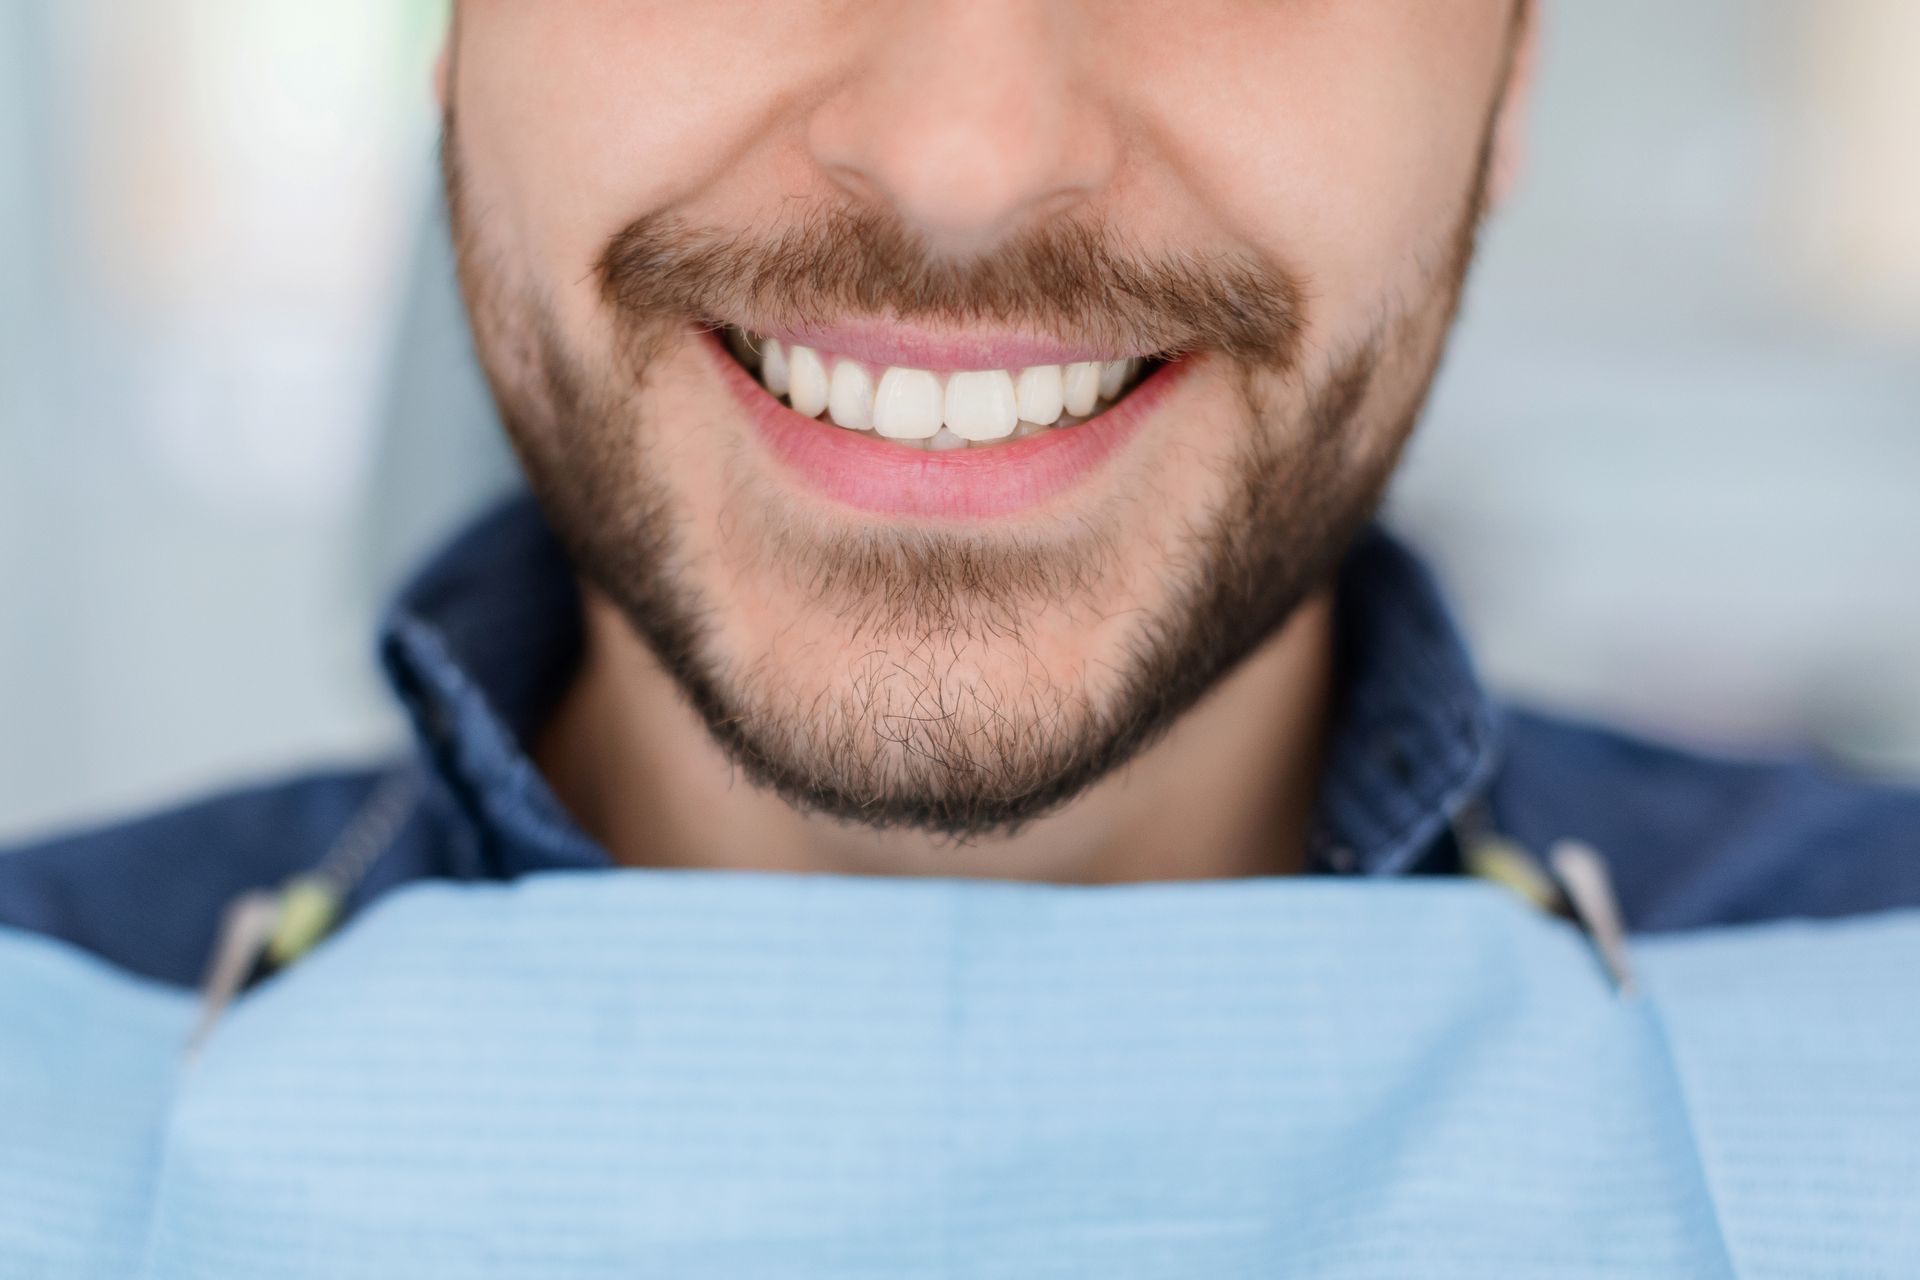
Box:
[537,589,1336,884]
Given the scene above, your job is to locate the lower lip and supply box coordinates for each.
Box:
[702,330,1188,521]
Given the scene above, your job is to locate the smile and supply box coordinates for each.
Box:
[722,327,1162,452]
[707,323,1186,520]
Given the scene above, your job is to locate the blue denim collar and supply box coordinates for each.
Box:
[380,497,1501,880]
[1307,526,1503,876]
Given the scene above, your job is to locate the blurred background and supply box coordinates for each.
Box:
[2,0,1916,841]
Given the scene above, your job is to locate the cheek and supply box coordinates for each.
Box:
[1120,3,1501,348]
[452,2,840,339]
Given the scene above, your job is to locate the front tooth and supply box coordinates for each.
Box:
[761,339,791,397]
[1063,362,1101,416]
[943,369,1019,442]
[788,345,830,417]
[872,367,944,440]
[827,360,874,430]
[1014,365,1065,426]
[1097,358,1134,401]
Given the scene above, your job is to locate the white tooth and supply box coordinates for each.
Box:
[1098,358,1133,401]
[761,339,790,397]
[943,369,1019,442]
[1063,361,1101,416]
[1014,364,1065,426]
[788,345,829,417]
[827,360,874,430]
[872,367,944,440]
[927,428,969,451]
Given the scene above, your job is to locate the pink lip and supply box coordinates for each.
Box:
[754,321,1147,372]
[701,330,1188,521]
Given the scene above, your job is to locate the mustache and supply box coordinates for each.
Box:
[595,205,1308,368]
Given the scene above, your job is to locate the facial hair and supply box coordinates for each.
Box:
[444,118,1494,839]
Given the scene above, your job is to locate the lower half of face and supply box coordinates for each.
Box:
[444,4,1507,836]
[457,234,1477,837]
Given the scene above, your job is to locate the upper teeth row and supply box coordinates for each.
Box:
[743,335,1141,443]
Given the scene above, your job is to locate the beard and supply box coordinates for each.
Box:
[444,124,1493,840]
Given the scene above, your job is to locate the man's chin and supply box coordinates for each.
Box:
[658,523,1169,838]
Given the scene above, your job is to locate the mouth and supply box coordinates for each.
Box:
[720,326,1166,453]
[706,322,1185,521]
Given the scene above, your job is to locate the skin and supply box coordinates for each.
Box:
[438,1,1534,882]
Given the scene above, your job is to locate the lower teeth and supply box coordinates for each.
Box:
[765,392,1104,453]
[866,415,1099,453]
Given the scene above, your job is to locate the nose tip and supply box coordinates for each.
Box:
[815,105,1093,254]
[808,2,1116,255]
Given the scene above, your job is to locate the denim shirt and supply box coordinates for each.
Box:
[4,497,1917,988]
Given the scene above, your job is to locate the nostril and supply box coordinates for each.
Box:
[805,33,1116,252]
[820,132,1078,252]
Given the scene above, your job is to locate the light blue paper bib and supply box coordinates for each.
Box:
[2,874,1915,1277]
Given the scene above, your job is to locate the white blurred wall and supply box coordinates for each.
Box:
[1,1,447,841]
[2,0,1916,841]
[1393,0,1920,774]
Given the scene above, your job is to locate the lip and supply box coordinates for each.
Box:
[701,329,1188,521]
[753,320,1149,372]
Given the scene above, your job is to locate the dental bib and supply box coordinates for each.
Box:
[3,874,1915,1278]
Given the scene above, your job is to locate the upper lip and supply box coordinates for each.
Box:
[742,320,1155,373]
